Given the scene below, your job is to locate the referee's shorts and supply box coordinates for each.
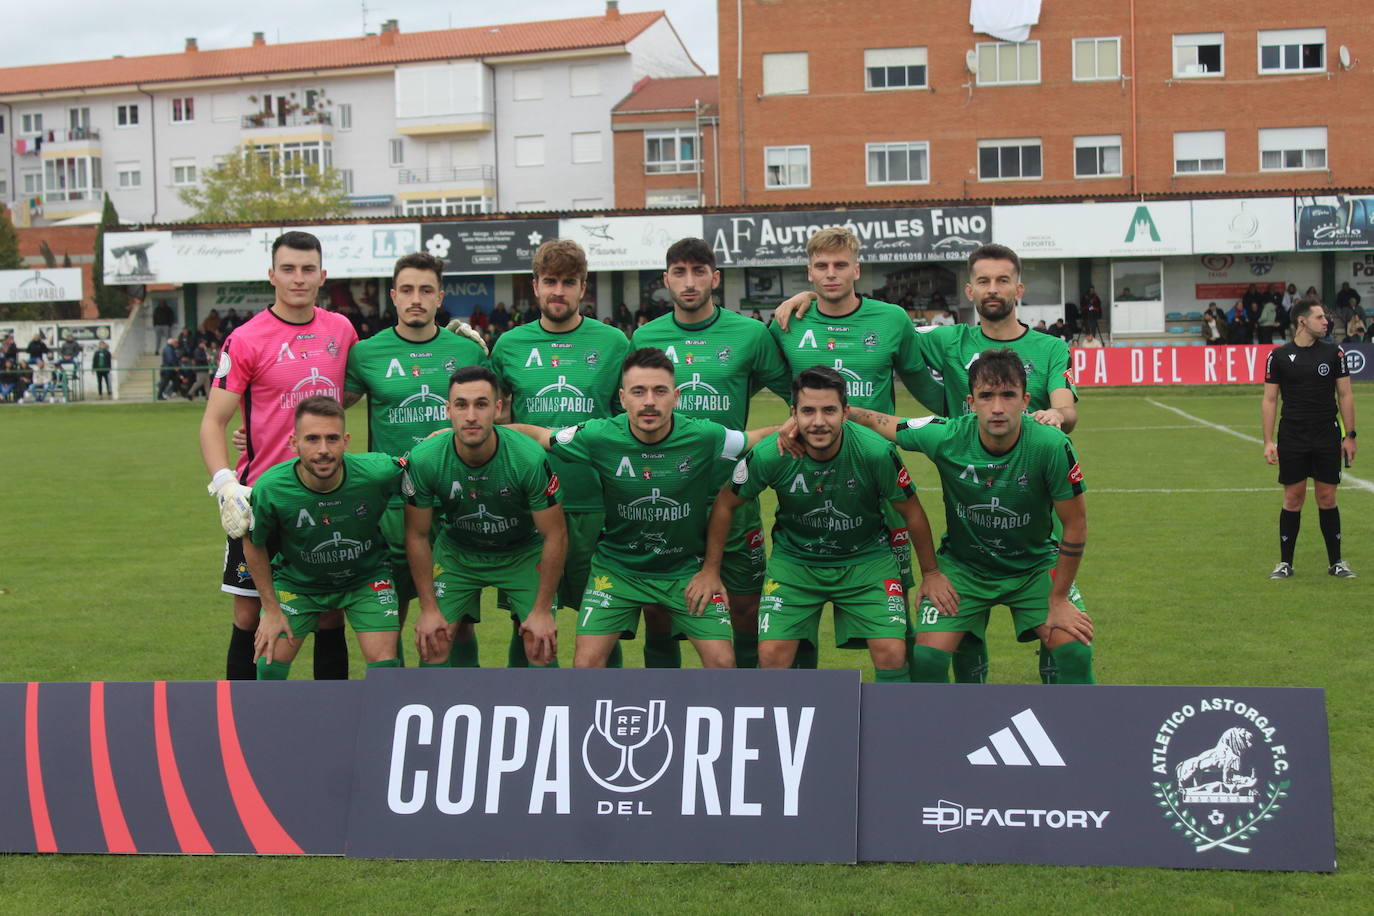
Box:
[1277,426,1342,486]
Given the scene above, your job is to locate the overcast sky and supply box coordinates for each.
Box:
[0,0,719,73]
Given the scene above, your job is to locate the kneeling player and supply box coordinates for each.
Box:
[848,348,1095,684]
[246,397,404,678]
[404,367,566,667]
[690,366,956,681]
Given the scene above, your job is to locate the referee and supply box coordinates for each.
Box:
[1262,299,1358,579]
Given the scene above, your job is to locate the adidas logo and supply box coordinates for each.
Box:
[966,709,1065,767]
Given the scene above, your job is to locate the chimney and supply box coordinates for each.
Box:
[380,19,399,46]
[185,37,198,52]
[606,1,620,19]
[252,31,265,47]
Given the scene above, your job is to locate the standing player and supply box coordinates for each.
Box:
[404,367,566,667]
[848,348,1095,685]
[246,397,403,679]
[1263,300,1357,578]
[691,366,956,681]
[512,348,778,668]
[343,252,488,663]
[631,237,792,668]
[488,240,631,666]
[201,231,358,681]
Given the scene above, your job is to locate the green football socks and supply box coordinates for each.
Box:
[874,664,911,684]
[910,646,953,683]
[1048,642,1094,684]
[952,640,989,684]
[450,634,480,668]
[733,631,759,669]
[256,659,292,680]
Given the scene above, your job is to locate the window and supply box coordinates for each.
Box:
[762,52,809,95]
[645,189,702,208]
[1173,130,1225,174]
[513,69,543,101]
[866,141,929,185]
[338,103,353,130]
[172,159,197,185]
[977,138,1042,180]
[68,107,91,131]
[402,196,493,216]
[116,104,140,127]
[22,172,42,195]
[645,129,700,174]
[976,42,1040,85]
[115,162,142,188]
[571,131,602,164]
[43,156,101,201]
[0,115,5,134]
[865,47,927,90]
[1073,37,1120,80]
[569,63,600,97]
[341,169,354,195]
[1259,28,1325,73]
[171,97,195,122]
[764,145,810,188]
[514,134,545,168]
[389,139,404,166]
[1173,33,1223,77]
[21,113,42,134]
[278,141,329,185]
[1260,126,1327,171]
[1074,135,1122,177]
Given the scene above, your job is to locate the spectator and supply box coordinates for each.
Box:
[1080,286,1103,339]
[26,333,50,364]
[1049,318,1068,339]
[1228,300,1252,344]
[157,336,182,400]
[491,302,512,334]
[2,335,17,363]
[91,340,113,398]
[612,302,633,331]
[153,300,175,353]
[0,358,22,402]
[931,308,956,327]
[190,340,212,399]
[28,360,54,402]
[1335,282,1363,318]
[220,308,242,336]
[635,300,653,326]
[59,334,82,362]
[200,309,223,342]
[1033,319,1049,333]
[1203,309,1225,345]
[1080,332,1104,349]
[1117,286,1135,301]
[470,305,490,332]
[1064,300,1081,341]
[1282,283,1300,311]
[1346,310,1368,343]
[1257,295,1277,345]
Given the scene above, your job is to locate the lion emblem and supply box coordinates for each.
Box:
[1175,727,1253,790]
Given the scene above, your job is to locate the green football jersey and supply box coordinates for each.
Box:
[404,425,561,563]
[769,297,929,412]
[488,317,630,513]
[895,414,1085,577]
[632,306,791,428]
[344,327,487,457]
[915,323,1077,418]
[548,414,748,578]
[733,422,916,566]
[249,452,402,593]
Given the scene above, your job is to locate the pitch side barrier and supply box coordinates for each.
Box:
[1070,341,1374,386]
[0,672,1335,870]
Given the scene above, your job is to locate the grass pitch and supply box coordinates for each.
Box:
[0,386,1370,913]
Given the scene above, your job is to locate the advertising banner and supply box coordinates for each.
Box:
[104,229,261,286]
[421,220,559,275]
[1190,198,1295,254]
[705,207,990,267]
[558,215,705,272]
[1295,195,1374,251]
[265,224,423,279]
[1339,342,1374,380]
[1070,345,1278,386]
[859,685,1335,871]
[0,268,84,304]
[994,201,1193,259]
[344,669,860,862]
[441,275,496,316]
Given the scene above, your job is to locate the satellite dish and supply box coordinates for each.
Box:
[1339,45,1353,69]
[965,49,979,74]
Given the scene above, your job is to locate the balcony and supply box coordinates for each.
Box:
[240,112,333,143]
[30,127,102,158]
[397,165,495,185]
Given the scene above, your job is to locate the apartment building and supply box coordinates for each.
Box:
[0,3,701,226]
[611,74,720,209]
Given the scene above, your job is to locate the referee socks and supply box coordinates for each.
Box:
[1318,507,1342,566]
[1279,509,1301,565]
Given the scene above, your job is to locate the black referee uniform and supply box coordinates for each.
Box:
[1264,339,1347,485]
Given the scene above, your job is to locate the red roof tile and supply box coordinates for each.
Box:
[0,13,665,95]
[614,75,719,113]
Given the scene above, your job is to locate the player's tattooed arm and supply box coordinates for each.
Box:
[686,486,745,615]
[771,290,818,332]
[845,406,901,442]
[894,495,959,616]
[1048,494,1092,645]
[506,423,554,450]
[243,539,294,663]
[404,504,455,663]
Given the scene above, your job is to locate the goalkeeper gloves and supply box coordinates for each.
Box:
[209,468,254,538]
[446,318,489,355]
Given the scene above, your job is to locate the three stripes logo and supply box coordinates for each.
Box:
[966,709,1065,768]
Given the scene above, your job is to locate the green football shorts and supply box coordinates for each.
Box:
[272,578,401,637]
[758,554,909,649]
[881,501,915,592]
[434,545,552,624]
[379,502,417,605]
[577,560,732,641]
[913,555,1087,643]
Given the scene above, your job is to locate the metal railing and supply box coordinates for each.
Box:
[396,164,496,185]
[240,112,333,129]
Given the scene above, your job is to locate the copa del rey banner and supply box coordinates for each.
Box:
[1070,345,1278,386]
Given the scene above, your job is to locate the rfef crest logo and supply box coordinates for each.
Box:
[582,700,673,793]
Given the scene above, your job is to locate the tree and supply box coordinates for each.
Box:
[0,204,21,270]
[178,144,351,222]
[92,194,129,318]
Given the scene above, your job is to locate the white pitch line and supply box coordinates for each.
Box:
[1087,424,1216,431]
[1147,398,1374,494]
[1093,487,1272,493]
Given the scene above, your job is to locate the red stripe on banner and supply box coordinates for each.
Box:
[153,682,214,854]
[24,683,56,853]
[215,681,303,854]
[88,682,137,853]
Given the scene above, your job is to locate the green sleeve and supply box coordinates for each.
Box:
[487,340,512,392]
[1043,432,1085,502]
[893,415,948,454]
[877,444,917,504]
[344,348,367,395]
[248,481,276,547]
[547,419,600,465]
[602,330,631,416]
[730,448,772,501]
[1044,340,1077,401]
[403,440,438,508]
[750,324,794,403]
[520,444,562,512]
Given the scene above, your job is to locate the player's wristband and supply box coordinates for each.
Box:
[1346,430,1356,440]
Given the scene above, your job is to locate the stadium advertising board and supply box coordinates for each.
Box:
[1295,195,1374,251]
[343,669,860,862]
[994,201,1193,259]
[704,207,990,267]
[0,268,84,304]
[558,214,705,272]
[859,685,1335,871]
[1339,343,1374,380]
[264,224,423,279]
[1070,345,1277,386]
[104,229,260,285]
[1190,198,1296,254]
[421,220,559,274]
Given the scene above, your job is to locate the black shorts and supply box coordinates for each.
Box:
[221,536,260,597]
[1277,443,1341,486]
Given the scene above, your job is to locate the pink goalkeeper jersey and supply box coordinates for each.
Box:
[213,307,358,484]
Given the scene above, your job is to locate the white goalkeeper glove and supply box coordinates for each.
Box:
[446,318,489,355]
[209,468,254,538]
